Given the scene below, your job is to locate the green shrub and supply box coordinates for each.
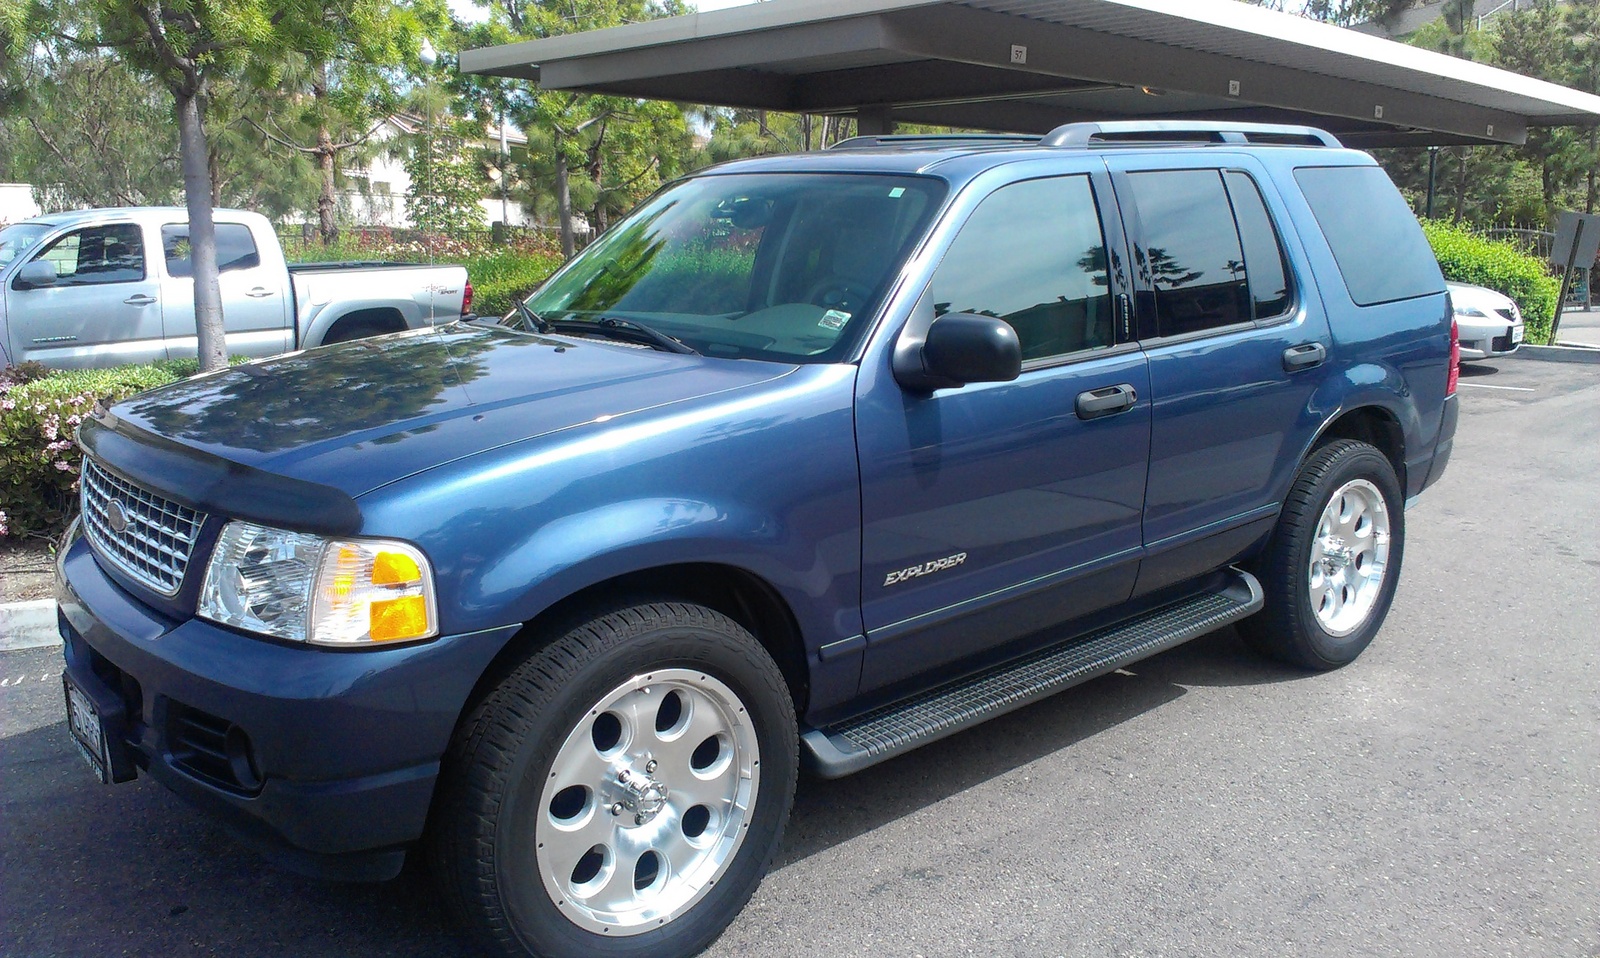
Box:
[1421,219,1561,344]
[468,248,564,317]
[0,360,197,539]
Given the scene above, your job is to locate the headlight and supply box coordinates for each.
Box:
[1455,306,1490,318]
[198,521,437,646]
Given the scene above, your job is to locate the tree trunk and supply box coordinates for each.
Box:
[317,125,338,245]
[315,63,338,245]
[177,91,227,373]
[556,146,575,260]
[1588,129,1598,215]
[1453,147,1469,222]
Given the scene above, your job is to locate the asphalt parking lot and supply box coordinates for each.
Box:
[2,356,1597,958]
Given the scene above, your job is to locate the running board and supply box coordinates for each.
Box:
[802,569,1263,778]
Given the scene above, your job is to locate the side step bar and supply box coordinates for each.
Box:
[801,569,1263,778]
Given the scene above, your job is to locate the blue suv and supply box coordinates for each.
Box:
[57,122,1458,958]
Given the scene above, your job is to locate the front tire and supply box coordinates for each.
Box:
[1241,439,1405,670]
[429,602,798,958]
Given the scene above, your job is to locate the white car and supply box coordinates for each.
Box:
[1448,281,1525,360]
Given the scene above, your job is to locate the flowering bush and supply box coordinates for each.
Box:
[0,361,198,539]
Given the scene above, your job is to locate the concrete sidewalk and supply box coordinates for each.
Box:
[1555,305,1600,348]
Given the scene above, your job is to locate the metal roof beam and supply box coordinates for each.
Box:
[881,5,1528,144]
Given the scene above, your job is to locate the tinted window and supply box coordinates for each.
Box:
[162,223,262,277]
[32,224,145,286]
[928,176,1113,362]
[1224,171,1293,320]
[1295,165,1445,306]
[1126,170,1249,337]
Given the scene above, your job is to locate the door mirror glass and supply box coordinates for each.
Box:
[895,311,1022,392]
[13,259,57,291]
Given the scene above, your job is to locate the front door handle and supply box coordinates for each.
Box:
[1283,342,1327,371]
[123,294,156,307]
[1076,383,1138,420]
[245,287,275,298]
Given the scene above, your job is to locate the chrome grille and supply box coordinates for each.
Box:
[1496,307,1518,322]
[80,456,206,596]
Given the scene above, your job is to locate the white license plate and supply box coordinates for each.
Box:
[64,677,111,784]
[1511,326,1525,345]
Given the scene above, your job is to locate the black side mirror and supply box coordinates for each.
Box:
[893,311,1022,392]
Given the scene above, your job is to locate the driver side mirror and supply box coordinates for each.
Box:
[12,259,57,291]
[893,311,1022,392]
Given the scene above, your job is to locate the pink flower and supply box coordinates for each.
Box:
[54,460,71,471]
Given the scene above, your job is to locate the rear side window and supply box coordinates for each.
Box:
[1294,166,1444,306]
[1223,172,1293,320]
[162,223,262,277]
[1125,170,1250,337]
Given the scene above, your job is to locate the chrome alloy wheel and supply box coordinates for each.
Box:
[535,669,760,935]
[1308,478,1391,637]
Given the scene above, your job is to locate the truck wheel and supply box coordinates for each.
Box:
[1240,439,1405,671]
[429,602,798,958]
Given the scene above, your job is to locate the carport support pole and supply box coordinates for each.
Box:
[856,108,896,136]
[1426,147,1439,220]
[1549,219,1584,344]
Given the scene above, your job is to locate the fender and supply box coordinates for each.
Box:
[299,298,423,347]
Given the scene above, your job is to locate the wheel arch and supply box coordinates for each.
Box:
[1307,403,1406,491]
[454,562,812,747]
[307,305,411,346]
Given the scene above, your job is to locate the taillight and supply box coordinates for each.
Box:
[461,279,474,317]
[1446,317,1460,396]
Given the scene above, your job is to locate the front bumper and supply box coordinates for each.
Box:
[56,522,518,880]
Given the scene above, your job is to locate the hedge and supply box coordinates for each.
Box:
[0,360,197,539]
[1421,219,1562,344]
[283,232,563,320]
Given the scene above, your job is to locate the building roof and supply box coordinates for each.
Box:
[460,0,1600,147]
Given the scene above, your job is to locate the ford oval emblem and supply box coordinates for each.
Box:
[106,501,129,534]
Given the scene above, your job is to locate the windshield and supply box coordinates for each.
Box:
[0,223,51,269]
[525,173,945,363]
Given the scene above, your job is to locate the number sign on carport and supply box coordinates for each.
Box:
[460,0,1600,148]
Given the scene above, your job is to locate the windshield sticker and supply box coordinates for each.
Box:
[889,187,906,198]
[819,310,850,331]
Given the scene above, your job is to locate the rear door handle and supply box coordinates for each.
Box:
[1283,342,1326,371]
[1076,383,1138,420]
[123,294,156,307]
[245,287,275,298]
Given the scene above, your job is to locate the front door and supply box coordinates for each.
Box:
[856,170,1151,694]
[8,222,165,367]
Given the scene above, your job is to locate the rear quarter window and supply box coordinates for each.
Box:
[1294,166,1444,306]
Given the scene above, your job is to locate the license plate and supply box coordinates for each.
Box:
[64,675,112,784]
[1511,326,1525,345]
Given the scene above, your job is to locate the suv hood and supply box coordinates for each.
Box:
[107,323,795,499]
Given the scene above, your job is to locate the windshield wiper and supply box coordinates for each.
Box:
[550,316,699,356]
[514,298,552,334]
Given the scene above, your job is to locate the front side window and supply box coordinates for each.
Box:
[926,175,1114,362]
[31,224,146,286]
[162,223,262,277]
[1125,170,1250,337]
[525,173,945,363]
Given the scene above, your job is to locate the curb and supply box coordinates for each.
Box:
[0,599,60,652]
[1516,343,1600,365]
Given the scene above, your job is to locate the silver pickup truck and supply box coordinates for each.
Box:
[0,207,470,368]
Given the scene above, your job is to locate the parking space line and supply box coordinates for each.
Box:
[1458,382,1536,392]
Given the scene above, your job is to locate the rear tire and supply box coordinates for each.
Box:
[1240,439,1404,670]
[429,602,798,958]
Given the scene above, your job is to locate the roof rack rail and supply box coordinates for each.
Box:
[829,133,1042,151]
[1040,121,1343,149]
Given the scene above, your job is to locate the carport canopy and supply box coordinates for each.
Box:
[460,0,1600,147]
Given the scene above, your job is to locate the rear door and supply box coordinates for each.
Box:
[1105,154,1332,595]
[8,221,164,367]
[159,220,291,358]
[855,168,1151,693]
